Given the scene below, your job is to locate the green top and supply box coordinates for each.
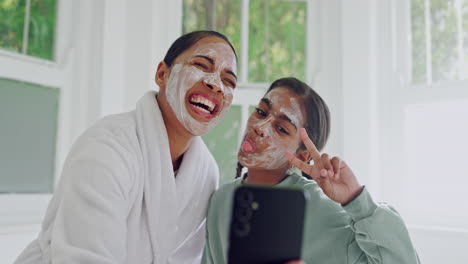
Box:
[202,173,420,263]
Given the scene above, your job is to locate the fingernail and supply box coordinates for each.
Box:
[320,169,327,177]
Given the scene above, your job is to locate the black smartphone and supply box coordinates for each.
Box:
[228,185,308,264]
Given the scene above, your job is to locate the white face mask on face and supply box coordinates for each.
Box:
[239,89,305,170]
[165,42,236,136]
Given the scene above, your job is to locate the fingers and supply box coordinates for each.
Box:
[285,151,316,180]
[300,128,321,165]
[321,153,335,178]
[285,151,311,174]
[331,156,342,180]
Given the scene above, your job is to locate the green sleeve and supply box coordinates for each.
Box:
[201,234,214,264]
[201,200,215,264]
[343,187,420,264]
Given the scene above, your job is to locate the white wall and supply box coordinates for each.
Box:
[308,0,344,158]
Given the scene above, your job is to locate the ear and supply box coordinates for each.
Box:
[296,148,312,163]
[155,61,170,89]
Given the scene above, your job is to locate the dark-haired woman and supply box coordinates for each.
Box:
[202,77,420,264]
[14,31,238,264]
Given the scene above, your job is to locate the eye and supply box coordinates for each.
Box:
[255,107,266,117]
[194,62,209,70]
[223,78,236,89]
[277,125,290,135]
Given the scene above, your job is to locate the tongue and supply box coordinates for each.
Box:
[241,140,255,153]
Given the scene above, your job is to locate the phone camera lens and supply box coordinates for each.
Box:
[236,189,254,206]
[235,207,253,222]
[233,221,250,237]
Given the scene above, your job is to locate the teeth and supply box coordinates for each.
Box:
[190,95,215,112]
[193,104,211,114]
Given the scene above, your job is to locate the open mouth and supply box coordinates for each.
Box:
[187,93,219,118]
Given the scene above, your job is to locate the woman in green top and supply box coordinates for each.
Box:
[202,77,420,264]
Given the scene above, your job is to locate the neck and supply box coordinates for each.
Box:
[156,93,194,171]
[243,166,289,186]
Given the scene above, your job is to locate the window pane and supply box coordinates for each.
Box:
[26,0,56,60]
[411,0,427,84]
[430,0,458,82]
[0,0,25,53]
[182,0,241,72]
[248,0,306,82]
[401,99,468,228]
[0,78,59,193]
[203,105,241,184]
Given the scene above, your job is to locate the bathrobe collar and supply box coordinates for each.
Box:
[135,91,211,263]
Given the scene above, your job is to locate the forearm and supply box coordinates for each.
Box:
[343,188,420,264]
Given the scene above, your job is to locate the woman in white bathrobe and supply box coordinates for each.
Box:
[14,30,238,264]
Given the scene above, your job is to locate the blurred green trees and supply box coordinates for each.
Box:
[411,0,468,84]
[0,0,56,60]
[183,0,306,83]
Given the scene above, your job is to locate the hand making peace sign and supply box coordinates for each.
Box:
[285,128,364,205]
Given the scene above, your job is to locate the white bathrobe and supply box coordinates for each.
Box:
[14,91,219,264]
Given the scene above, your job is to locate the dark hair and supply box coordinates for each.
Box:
[235,77,331,179]
[163,30,237,67]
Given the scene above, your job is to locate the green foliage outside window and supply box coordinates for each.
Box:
[0,0,56,60]
[0,0,25,53]
[411,0,468,84]
[248,0,306,82]
[28,0,56,60]
[183,0,306,83]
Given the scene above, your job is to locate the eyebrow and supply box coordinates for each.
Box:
[194,55,237,80]
[195,55,214,65]
[261,98,271,108]
[260,98,297,131]
[278,114,297,131]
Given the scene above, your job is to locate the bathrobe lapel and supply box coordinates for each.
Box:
[135,92,178,263]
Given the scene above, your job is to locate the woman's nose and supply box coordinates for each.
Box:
[254,120,269,137]
[254,125,264,137]
[203,72,224,93]
[203,79,223,94]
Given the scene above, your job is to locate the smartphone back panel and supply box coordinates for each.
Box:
[228,185,307,264]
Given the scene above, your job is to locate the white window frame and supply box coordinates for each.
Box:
[0,0,75,232]
[340,1,468,262]
[384,0,468,211]
[375,0,468,262]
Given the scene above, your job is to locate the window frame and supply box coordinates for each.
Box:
[0,0,71,230]
[381,0,468,229]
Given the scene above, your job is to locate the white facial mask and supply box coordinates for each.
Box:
[165,42,236,135]
[239,120,298,169]
[239,90,304,170]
